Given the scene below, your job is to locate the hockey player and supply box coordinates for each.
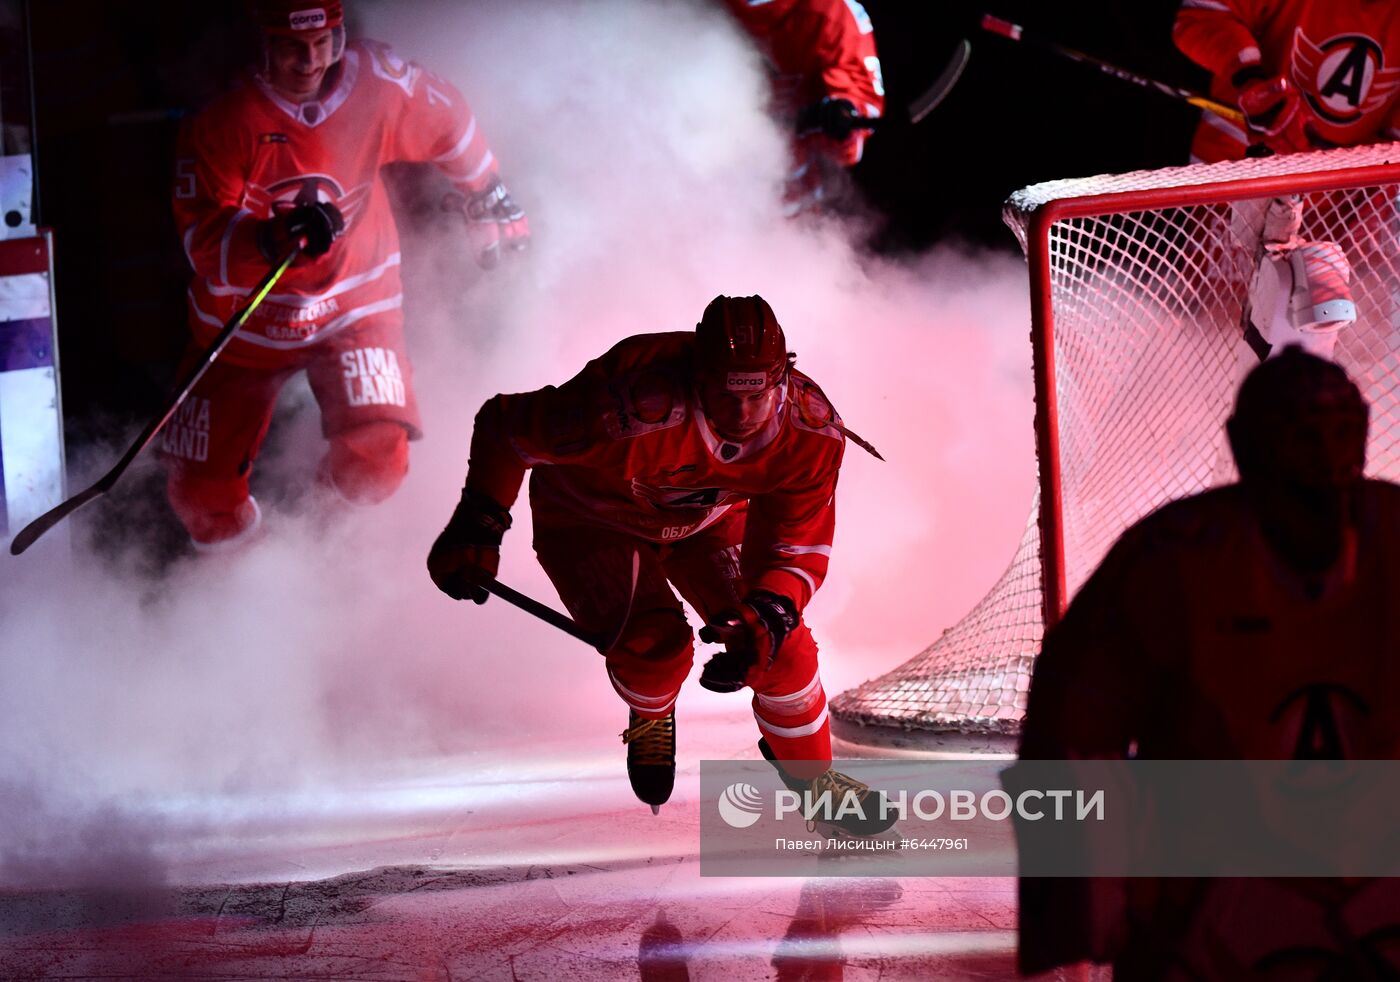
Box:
[1173,0,1400,163]
[720,0,884,215]
[1015,348,1400,979]
[165,0,528,549]
[1174,2,1400,371]
[426,295,893,834]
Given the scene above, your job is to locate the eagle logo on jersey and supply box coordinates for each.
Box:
[1269,683,1370,761]
[1291,29,1400,125]
[629,480,741,511]
[252,173,371,230]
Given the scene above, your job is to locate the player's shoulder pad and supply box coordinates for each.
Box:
[787,369,844,443]
[355,39,423,98]
[598,333,691,441]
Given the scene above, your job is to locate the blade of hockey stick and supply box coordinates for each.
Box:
[9,242,302,556]
[909,37,971,124]
[482,548,640,652]
[844,38,971,130]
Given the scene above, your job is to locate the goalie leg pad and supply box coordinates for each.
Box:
[1249,240,1355,360]
[320,420,409,505]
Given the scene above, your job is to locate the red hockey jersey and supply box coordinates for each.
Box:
[723,0,884,164]
[1016,481,1400,975]
[174,40,500,368]
[1022,481,1400,761]
[1174,0,1400,161]
[466,332,847,611]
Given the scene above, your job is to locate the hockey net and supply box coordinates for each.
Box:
[832,143,1400,748]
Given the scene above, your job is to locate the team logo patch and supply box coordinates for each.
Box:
[630,481,732,509]
[255,174,369,230]
[161,397,212,462]
[1270,683,1370,762]
[289,8,328,30]
[1292,29,1400,125]
[342,347,406,408]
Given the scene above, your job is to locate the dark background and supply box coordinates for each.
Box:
[18,0,1210,549]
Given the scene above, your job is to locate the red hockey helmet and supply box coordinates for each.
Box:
[695,295,791,392]
[250,0,345,35]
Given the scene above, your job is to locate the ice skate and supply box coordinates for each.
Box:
[621,709,675,814]
[758,738,898,838]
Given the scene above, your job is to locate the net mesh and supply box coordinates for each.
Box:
[832,143,1400,741]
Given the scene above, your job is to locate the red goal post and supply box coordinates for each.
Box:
[831,143,1400,750]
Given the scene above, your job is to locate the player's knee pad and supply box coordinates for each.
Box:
[613,607,693,666]
[166,469,260,547]
[323,421,409,505]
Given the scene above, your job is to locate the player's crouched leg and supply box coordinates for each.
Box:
[607,607,691,810]
[320,420,410,505]
[167,467,263,551]
[749,625,831,779]
[606,607,694,719]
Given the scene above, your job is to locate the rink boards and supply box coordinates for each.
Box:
[0,232,64,540]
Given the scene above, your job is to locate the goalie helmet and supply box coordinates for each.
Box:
[695,295,791,392]
[1227,346,1368,491]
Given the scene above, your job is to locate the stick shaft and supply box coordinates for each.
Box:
[480,550,639,652]
[981,14,1245,124]
[483,577,604,647]
[9,244,301,555]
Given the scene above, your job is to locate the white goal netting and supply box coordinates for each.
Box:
[833,143,1400,744]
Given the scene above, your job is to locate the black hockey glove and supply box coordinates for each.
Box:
[426,488,512,605]
[446,179,530,270]
[698,590,799,693]
[796,96,863,141]
[257,201,346,263]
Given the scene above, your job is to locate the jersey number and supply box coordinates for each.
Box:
[174,158,196,199]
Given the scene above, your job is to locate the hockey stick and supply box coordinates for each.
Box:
[8,242,303,556]
[980,14,1246,125]
[481,548,640,653]
[909,38,972,124]
[861,37,971,129]
[805,38,972,134]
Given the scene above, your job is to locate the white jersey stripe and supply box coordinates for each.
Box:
[1202,110,1247,143]
[190,292,404,348]
[774,543,832,557]
[756,670,825,713]
[463,149,496,184]
[432,117,477,163]
[609,669,677,707]
[754,705,829,739]
[776,566,818,594]
[220,209,253,287]
[204,252,402,304]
